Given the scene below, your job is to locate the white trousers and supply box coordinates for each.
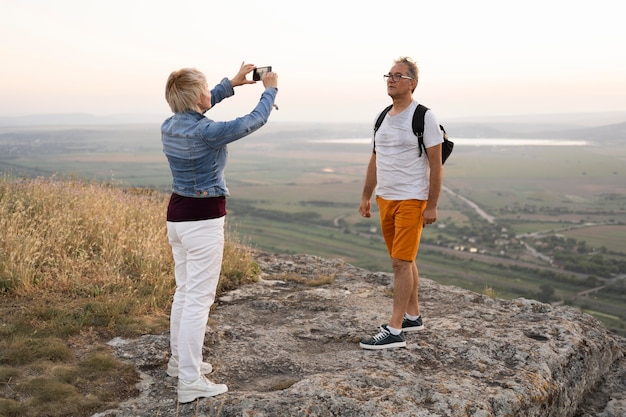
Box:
[167,217,224,382]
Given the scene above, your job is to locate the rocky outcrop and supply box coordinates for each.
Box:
[95,252,625,417]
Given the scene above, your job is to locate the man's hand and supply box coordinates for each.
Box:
[359,198,372,218]
[423,206,437,226]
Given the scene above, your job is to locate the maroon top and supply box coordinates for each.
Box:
[166,193,226,222]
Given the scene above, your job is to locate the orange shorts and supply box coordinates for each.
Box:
[376,197,427,262]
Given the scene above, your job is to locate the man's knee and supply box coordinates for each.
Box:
[391,257,413,271]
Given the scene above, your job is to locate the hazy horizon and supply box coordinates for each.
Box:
[2,109,626,126]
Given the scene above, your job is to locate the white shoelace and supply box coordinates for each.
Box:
[372,328,391,342]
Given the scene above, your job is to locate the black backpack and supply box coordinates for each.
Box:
[374,104,454,164]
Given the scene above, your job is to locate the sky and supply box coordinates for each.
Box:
[1,0,625,123]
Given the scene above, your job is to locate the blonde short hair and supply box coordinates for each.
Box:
[165,68,207,113]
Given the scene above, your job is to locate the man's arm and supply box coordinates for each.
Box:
[423,144,443,225]
[359,152,377,218]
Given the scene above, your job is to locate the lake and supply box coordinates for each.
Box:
[308,138,589,146]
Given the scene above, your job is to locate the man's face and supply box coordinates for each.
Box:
[386,63,415,98]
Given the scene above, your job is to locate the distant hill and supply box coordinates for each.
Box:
[1,112,625,144]
[445,121,626,144]
[0,113,166,126]
[448,111,626,127]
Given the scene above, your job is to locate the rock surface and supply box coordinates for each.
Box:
[94,252,625,417]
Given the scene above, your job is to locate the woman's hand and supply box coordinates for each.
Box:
[230,62,256,87]
[262,71,278,89]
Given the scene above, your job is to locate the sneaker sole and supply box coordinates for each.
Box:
[178,385,228,403]
[359,341,407,350]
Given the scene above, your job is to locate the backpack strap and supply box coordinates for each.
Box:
[372,105,392,152]
[412,104,429,157]
[374,104,393,133]
[374,104,430,156]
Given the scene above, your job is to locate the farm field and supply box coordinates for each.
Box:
[1,122,625,334]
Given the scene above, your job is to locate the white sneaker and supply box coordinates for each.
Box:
[166,356,213,377]
[178,376,228,403]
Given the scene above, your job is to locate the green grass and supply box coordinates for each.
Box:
[2,124,625,338]
[228,215,390,269]
[561,225,626,253]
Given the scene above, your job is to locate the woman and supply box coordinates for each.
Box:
[161,62,278,403]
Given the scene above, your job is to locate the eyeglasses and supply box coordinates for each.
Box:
[384,73,413,82]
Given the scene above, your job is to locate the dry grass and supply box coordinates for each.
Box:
[0,175,259,417]
[483,286,498,299]
[266,272,335,287]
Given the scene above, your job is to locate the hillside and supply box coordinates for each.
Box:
[1,119,625,338]
[1,177,624,417]
[99,252,626,416]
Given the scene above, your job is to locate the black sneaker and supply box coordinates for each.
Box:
[379,316,424,333]
[402,315,424,332]
[360,325,406,350]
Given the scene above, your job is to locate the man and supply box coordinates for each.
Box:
[358,56,443,350]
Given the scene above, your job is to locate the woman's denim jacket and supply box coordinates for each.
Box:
[161,78,277,198]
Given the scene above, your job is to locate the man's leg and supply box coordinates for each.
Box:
[387,199,426,333]
[359,256,414,350]
[360,198,425,350]
[405,261,420,317]
[389,258,417,330]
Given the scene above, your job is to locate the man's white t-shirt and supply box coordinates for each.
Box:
[372,100,443,201]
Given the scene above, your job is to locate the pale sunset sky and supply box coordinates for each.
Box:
[1,0,624,123]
